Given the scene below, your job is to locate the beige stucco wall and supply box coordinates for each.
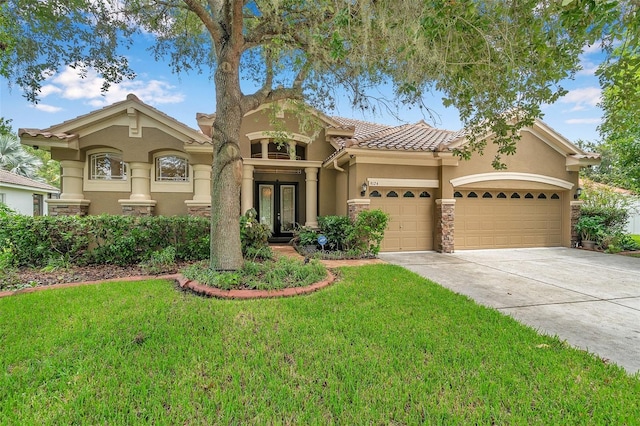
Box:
[85,192,129,215]
[450,132,577,185]
[318,168,337,217]
[239,109,335,162]
[75,126,186,163]
[152,193,191,216]
[333,168,348,216]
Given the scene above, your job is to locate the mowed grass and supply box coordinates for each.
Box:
[1,265,638,424]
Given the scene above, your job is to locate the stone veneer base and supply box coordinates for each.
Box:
[177,270,335,299]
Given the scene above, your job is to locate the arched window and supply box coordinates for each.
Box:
[538,193,547,199]
[468,191,478,198]
[370,190,382,198]
[419,191,431,198]
[551,193,560,199]
[511,192,521,199]
[89,152,127,180]
[525,193,534,199]
[482,192,492,198]
[497,192,507,199]
[386,191,398,198]
[155,155,189,182]
[454,191,463,198]
[403,191,415,198]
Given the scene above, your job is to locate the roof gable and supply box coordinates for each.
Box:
[19,94,210,149]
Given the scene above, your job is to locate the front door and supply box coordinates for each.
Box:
[257,182,298,238]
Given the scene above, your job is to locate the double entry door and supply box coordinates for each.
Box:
[256,182,298,238]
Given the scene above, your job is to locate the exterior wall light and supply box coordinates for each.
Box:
[574,187,582,199]
[361,181,368,196]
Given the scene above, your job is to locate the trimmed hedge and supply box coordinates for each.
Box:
[0,214,210,268]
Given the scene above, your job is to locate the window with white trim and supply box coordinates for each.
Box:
[0,193,5,204]
[155,155,189,182]
[89,152,127,180]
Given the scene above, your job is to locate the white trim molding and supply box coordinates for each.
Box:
[245,131,312,145]
[367,178,440,188]
[450,172,574,190]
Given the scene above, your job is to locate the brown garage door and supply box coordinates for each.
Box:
[455,190,563,249]
[370,189,434,252]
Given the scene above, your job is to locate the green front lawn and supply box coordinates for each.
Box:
[1,265,638,423]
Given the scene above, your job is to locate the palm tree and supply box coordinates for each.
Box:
[0,134,42,179]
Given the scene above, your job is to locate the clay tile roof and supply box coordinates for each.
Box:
[351,121,460,151]
[571,153,601,160]
[331,117,392,138]
[0,169,59,192]
[18,129,77,140]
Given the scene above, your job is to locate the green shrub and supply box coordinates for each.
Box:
[578,182,639,249]
[348,209,390,255]
[0,240,16,271]
[575,215,606,243]
[318,215,353,250]
[604,233,640,253]
[294,226,318,246]
[0,214,210,268]
[294,210,389,257]
[0,203,16,216]
[240,208,272,259]
[139,246,177,275]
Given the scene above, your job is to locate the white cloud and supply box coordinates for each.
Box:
[39,66,185,109]
[31,103,63,113]
[577,58,599,76]
[559,87,601,111]
[582,41,602,55]
[565,118,601,125]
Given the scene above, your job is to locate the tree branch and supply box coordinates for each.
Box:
[182,0,223,45]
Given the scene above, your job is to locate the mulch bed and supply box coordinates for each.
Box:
[2,262,193,290]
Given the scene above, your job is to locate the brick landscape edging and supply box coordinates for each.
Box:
[177,270,336,299]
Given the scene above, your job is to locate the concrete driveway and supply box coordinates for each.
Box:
[379,248,640,375]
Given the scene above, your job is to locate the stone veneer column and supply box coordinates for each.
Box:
[118,162,156,216]
[305,167,319,228]
[47,160,90,216]
[570,201,583,248]
[347,199,371,221]
[241,164,254,215]
[186,164,212,217]
[435,199,456,253]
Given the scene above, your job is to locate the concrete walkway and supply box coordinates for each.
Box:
[380,248,640,375]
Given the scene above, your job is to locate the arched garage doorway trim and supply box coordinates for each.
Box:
[450,172,574,190]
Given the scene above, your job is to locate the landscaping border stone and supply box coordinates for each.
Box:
[177,270,336,299]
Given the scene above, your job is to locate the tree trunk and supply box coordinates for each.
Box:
[209,51,244,271]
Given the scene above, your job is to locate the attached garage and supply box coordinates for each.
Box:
[370,188,434,251]
[455,190,564,249]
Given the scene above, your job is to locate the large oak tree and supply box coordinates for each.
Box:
[0,0,623,269]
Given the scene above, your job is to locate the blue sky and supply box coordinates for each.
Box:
[1,40,604,143]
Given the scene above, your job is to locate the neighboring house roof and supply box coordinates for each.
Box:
[579,178,636,195]
[0,169,59,193]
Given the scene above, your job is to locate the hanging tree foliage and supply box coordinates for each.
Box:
[0,0,625,269]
